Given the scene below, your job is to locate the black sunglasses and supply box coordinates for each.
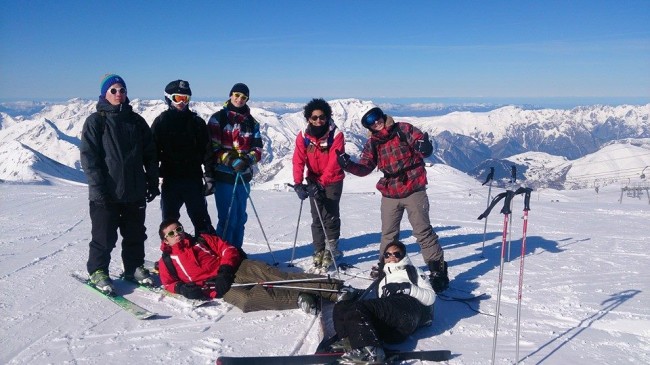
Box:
[383,251,403,259]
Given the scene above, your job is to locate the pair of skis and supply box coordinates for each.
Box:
[71,271,212,320]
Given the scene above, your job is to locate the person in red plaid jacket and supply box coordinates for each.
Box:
[336,106,449,293]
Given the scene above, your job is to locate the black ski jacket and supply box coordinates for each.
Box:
[80,98,159,203]
[151,108,213,180]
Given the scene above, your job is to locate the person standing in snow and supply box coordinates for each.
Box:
[157,218,353,313]
[332,241,435,364]
[292,98,345,274]
[151,80,215,236]
[79,74,159,294]
[206,83,263,253]
[336,106,449,293]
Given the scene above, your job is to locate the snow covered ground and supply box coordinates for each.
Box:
[1,165,649,364]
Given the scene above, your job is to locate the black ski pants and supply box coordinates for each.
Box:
[333,295,429,349]
[309,181,343,251]
[86,200,147,275]
[160,177,214,236]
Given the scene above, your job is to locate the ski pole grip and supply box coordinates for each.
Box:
[523,188,532,211]
[500,190,515,215]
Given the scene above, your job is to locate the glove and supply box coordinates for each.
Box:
[382,282,411,297]
[414,132,433,157]
[306,181,324,200]
[230,157,250,172]
[205,265,235,298]
[203,176,215,196]
[428,260,449,293]
[293,183,308,200]
[146,186,160,203]
[336,149,350,169]
[175,283,206,299]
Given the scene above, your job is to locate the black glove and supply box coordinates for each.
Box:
[294,183,308,200]
[175,283,206,299]
[382,282,411,297]
[146,186,160,203]
[203,176,215,196]
[205,265,235,298]
[428,260,449,293]
[231,157,250,172]
[414,132,433,157]
[336,149,350,169]
[306,181,324,200]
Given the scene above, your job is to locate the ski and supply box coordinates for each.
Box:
[216,349,451,365]
[71,272,157,320]
[129,280,211,308]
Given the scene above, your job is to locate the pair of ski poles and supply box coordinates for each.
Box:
[286,183,341,279]
[478,186,532,365]
[231,276,341,293]
[222,172,277,265]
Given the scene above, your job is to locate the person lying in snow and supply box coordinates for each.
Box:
[331,241,435,364]
[157,218,355,313]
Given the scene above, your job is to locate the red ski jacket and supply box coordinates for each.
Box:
[292,120,345,187]
[158,233,242,298]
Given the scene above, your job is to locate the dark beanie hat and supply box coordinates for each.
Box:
[165,79,192,96]
[100,74,126,96]
[230,83,250,98]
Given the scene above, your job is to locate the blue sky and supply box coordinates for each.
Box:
[1,1,649,102]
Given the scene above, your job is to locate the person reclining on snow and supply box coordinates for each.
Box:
[157,218,356,313]
[331,241,435,364]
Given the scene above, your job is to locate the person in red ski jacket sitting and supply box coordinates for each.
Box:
[157,218,347,313]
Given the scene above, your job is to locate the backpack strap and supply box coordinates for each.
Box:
[161,252,181,282]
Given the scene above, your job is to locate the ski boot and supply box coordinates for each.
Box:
[123,266,154,286]
[339,345,386,364]
[297,293,319,315]
[89,269,116,295]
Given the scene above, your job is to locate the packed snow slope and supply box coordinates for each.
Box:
[1,165,649,364]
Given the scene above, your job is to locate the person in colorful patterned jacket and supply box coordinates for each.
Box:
[206,83,263,252]
[292,98,345,273]
[157,218,348,313]
[336,106,449,293]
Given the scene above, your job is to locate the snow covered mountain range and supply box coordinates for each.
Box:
[1,98,649,189]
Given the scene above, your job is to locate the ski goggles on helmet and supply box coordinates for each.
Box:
[165,93,191,104]
[361,107,384,128]
[164,225,184,238]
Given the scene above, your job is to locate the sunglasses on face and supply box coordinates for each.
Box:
[109,87,126,95]
[166,93,191,104]
[310,114,327,122]
[164,226,184,238]
[383,251,403,259]
[232,92,249,101]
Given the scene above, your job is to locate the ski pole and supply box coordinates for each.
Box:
[237,173,278,265]
[286,183,304,267]
[491,190,515,365]
[515,187,532,364]
[231,276,334,288]
[507,166,517,262]
[480,167,495,258]
[312,195,341,279]
[222,172,241,239]
[258,284,341,293]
